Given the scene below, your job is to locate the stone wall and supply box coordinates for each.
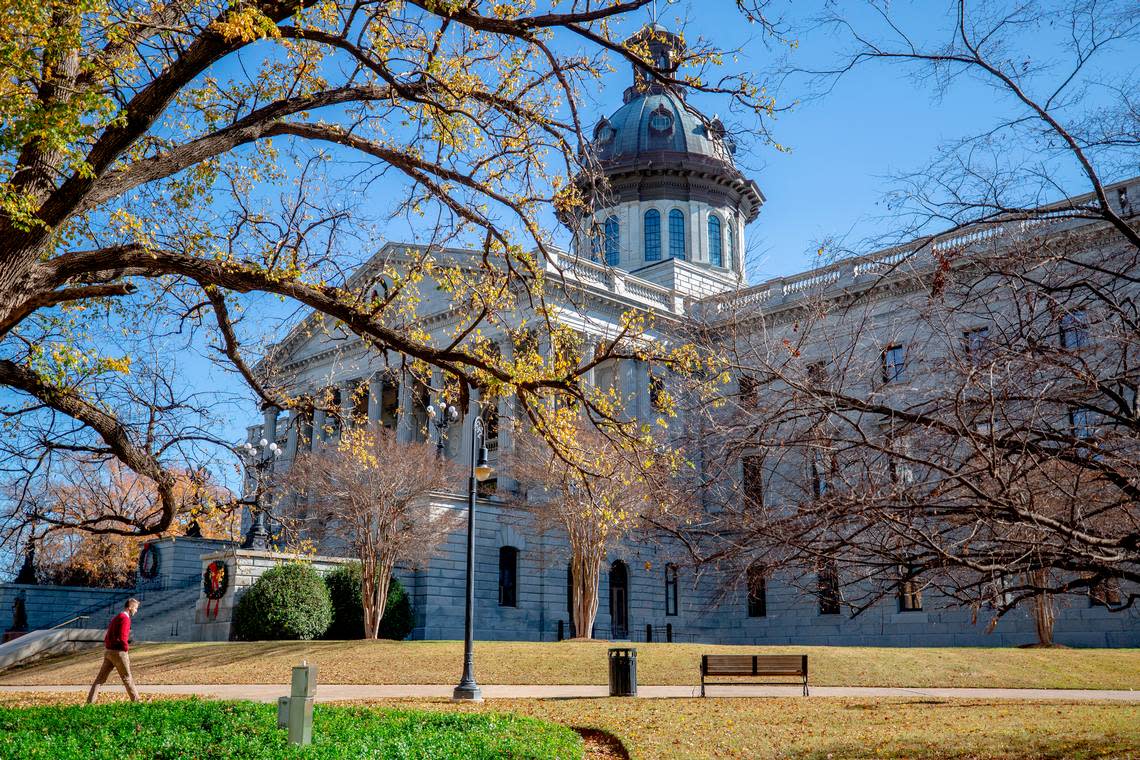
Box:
[0,584,130,634]
[193,548,356,641]
[385,491,1140,647]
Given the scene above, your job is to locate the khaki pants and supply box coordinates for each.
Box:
[86,649,139,703]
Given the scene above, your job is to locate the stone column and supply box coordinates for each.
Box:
[497,338,516,493]
[396,374,413,443]
[261,404,279,445]
[367,375,384,429]
[312,400,326,451]
[341,380,355,432]
[285,411,299,461]
[458,387,480,467]
[580,334,597,387]
[621,359,643,422]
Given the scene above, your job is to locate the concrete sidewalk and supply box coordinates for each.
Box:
[2,683,1138,701]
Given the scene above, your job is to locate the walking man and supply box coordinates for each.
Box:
[86,598,140,703]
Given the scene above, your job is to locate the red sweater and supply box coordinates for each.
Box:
[104,611,131,651]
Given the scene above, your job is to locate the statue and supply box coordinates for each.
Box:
[11,591,28,632]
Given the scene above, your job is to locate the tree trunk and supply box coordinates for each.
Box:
[1029,569,1055,646]
[362,551,395,640]
[571,551,602,640]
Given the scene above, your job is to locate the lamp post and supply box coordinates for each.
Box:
[237,437,282,550]
[426,402,459,459]
[453,412,494,701]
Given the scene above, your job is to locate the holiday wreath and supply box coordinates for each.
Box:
[137,543,160,580]
[203,560,229,618]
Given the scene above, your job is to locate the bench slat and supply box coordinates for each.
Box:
[703,654,806,676]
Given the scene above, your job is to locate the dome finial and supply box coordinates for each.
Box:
[625,22,685,94]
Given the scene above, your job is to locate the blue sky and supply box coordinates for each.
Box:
[206,0,1137,455]
[6,1,1135,540]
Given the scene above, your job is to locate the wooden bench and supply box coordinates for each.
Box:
[700,654,809,696]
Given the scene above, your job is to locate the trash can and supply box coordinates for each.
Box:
[608,647,637,697]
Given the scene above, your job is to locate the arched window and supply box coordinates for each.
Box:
[727,220,737,270]
[498,546,518,607]
[644,209,661,262]
[747,562,767,617]
[604,216,620,266]
[708,214,723,267]
[664,563,679,616]
[668,209,685,260]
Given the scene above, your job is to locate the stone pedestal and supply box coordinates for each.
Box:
[192,549,356,641]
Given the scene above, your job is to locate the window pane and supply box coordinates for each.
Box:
[498,546,518,607]
[727,221,736,270]
[604,216,620,266]
[1060,311,1089,349]
[708,215,722,267]
[668,209,685,259]
[747,564,767,617]
[882,345,906,383]
[644,209,661,262]
[665,564,678,616]
[818,561,840,615]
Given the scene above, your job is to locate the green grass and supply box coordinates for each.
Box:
[0,699,582,760]
[5,640,1139,690]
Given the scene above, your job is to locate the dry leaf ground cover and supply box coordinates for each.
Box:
[3,692,1138,760]
[3,640,1138,690]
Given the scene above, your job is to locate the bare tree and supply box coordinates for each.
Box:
[673,0,1139,635]
[510,423,682,639]
[281,427,459,639]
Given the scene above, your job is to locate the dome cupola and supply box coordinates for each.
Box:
[568,24,765,295]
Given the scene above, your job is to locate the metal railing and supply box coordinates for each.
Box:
[48,615,90,630]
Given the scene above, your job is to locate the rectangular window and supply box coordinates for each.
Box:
[1060,311,1090,350]
[649,375,667,411]
[742,455,764,508]
[898,568,923,612]
[738,373,758,408]
[881,345,907,384]
[818,561,840,615]
[498,546,518,607]
[1069,406,1096,440]
[807,361,829,387]
[963,327,990,362]
[1120,382,1137,420]
[746,564,767,618]
[811,449,832,498]
[665,563,679,616]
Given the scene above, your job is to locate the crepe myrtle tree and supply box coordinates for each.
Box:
[0,0,785,544]
[280,426,460,639]
[509,418,687,640]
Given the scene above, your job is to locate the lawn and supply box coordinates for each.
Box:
[4,640,1139,690]
[3,692,1138,760]
[0,698,582,760]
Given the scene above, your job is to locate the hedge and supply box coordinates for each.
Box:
[324,562,414,640]
[232,562,332,641]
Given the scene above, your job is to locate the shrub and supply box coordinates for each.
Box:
[323,562,415,640]
[232,562,332,641]
[324,563,364,639]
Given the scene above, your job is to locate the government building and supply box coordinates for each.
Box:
[232,26,1137,648]
[4,26,1134,649]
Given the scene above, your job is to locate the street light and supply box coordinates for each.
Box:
[453,412,494,701]
[426,402,460,459]
[237,437,282,550]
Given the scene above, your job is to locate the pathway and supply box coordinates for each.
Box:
[2,683,1138,701]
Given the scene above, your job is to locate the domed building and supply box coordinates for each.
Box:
[26,26,1125,651]
[572,25,764,296]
